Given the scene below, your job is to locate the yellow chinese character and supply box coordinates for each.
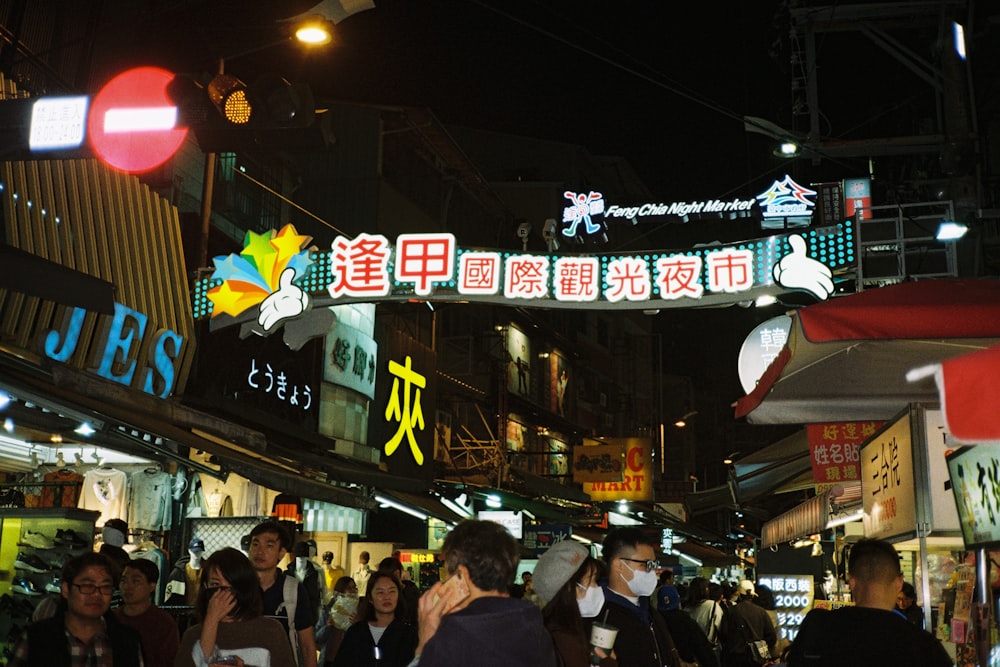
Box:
[384,355,427,465]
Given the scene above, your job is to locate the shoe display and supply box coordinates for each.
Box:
[14,552,49,574]
[49,552,72,571]
[20,530,55,549]
[11,578,42,596]
[55,528,88,549]
[45,578,62,594]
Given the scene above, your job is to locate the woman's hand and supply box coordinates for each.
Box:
[205,587,237,625]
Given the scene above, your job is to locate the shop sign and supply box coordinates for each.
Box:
[737,315,792,394]
[400,551,436,564]
[478,510,523,539]
[583,438,653,501]
[193,222,855,335]
[757,575,813,643]
[370,331,436,483]
[42,301,184,398]
[29,96,88,151]
[844,177,872,220]
[807,421,884,485]
[861,414,917,540]
[246,356,312,410]
[946,444,1000,549]
[813,182,845,229]
[756,175,817,222]
[923,408,960,533]
[323,320,377,399]
[572,443,625,483]
[524,524,572,555]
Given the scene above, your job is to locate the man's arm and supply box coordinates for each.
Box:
[297,626,318,667]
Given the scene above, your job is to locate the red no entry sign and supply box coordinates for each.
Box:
[87,66,187,173]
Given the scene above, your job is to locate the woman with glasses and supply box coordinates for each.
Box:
[531,541,617,667]
[7,552,144,667]
[331,572,416,667]
[176,547,296,667]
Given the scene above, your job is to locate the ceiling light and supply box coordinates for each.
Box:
[3,418,13,433]
[74,422,96,437]
[486,494,502,508]
[0,392,10,409]
[755,294,778,307]
[50,434,63,444]
[617,500,628,513]
[778,142,799,157]
[936,221,968,241]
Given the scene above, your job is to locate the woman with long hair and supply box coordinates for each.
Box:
[532,541,616,667]
[175,547,295,667]
[331,572,416,667]
[686,576,723,651]
[320,576,359,667]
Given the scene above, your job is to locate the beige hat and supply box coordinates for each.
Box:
[739,580,756,597]
[532,541,589,604]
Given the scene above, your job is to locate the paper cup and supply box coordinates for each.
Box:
[590,621,618,651]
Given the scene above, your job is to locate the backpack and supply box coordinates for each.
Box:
[275,575,302,665]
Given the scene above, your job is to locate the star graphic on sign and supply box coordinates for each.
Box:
[271,224,313,265]
[207,280,269,317]
[241,229,279,289]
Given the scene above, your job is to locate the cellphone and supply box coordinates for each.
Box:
[433,571,470,607]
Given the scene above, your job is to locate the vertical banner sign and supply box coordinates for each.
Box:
[861,414,916,540]
[814,182,845,228]
[583,438,653,501]
[844,178,872,220]
[807,421,884,485]
[370,330,437,483]
[549,352,571,418]
[757,575,813,643]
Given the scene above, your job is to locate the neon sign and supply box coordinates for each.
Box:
[193,221,854,336]
[756,175,817,220]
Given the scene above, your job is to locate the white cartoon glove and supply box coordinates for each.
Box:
[257,268,309,331]
[773,234,834,300]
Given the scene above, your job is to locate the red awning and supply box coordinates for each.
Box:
[910,344,1000,443]
[735,279,1000,424]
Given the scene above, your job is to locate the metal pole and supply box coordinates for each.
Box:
[197,59,224,271]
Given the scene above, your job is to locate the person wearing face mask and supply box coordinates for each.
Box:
[599,528,682,667]
[532,541,617,667]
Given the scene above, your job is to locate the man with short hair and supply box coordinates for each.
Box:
[8,552,143,667]
[599,527,681,667]
[249,520,318,667]
[416,520,556,667]
[787,538,951,666]
[114,559,180,667]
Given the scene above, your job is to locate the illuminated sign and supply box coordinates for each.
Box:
[194,222,854,334]
[524,524,572,555]
[737,315,792,394]
[845,177,872,220]
[605,198,756,220]
[947,444,1000,550]
[87,66,187,173]
[246,357,313,410]
[29,96,89,151]
[323,319,378,400]
[478,510,524,539]
[807,421,883,485]
[583,438,653,501]
[42,302,185,398]
[384,355,427,465]
[572,443,625,484]
[861,415,916,540]
[756,175,817,221]
[757,575,813,643]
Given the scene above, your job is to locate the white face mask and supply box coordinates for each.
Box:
[576,584,605,618]
[621,566,658,597]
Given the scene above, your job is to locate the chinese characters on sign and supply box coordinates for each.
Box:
[807,421,884,485]
[757,576,814,644]
[246,357,313,409]
[524,524,573,556]
[861,415,916,540]
[384,355,426,466]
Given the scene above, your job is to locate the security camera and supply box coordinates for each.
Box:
[516,222,532,239]
[542,218,558,240]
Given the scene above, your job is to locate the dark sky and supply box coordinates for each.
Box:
[275,0,791,200]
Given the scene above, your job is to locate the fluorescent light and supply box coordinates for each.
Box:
[0,391,10,409]
[3,418,13,433]
[440,496,474,518]
[755,294,778,307]
[486,494,502,508]
[936,221,968,241]
[672,549,702,567]
[608,511,642,526]
[74,422,96,437]
[375,494,428,521]
[826,509,864,529]
[570,534,592,545]
[953,22,967,60]
[779,142,799,156]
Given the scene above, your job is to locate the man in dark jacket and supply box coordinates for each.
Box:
[720,580,777,667]
[8,552,143,667]
[787,538,951,666]
[415,520,556,667]
[598,527,681,667]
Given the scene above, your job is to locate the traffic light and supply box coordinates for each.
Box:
[167,72,326,153]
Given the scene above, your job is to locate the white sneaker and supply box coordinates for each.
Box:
[21,530,55,549]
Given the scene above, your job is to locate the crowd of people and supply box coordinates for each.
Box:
[6,520,951,667]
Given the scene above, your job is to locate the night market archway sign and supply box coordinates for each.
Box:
[192,220,855,338]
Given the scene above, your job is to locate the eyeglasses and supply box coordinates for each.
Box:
[621,557,657,573]
[71,583,115,596]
